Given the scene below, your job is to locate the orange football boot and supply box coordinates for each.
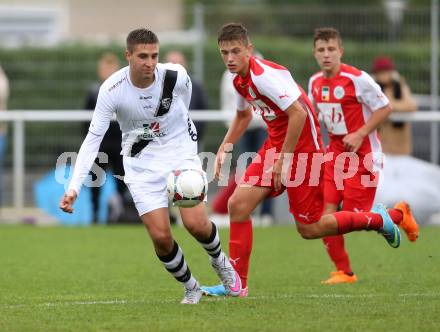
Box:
[394,201,419,242]
[321,271,358,285]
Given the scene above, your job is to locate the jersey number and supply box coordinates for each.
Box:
[251,100,277,121]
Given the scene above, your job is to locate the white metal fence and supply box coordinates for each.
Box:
[0,109,440,210]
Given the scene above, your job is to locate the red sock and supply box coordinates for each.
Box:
[334,211,383,234]
[229,220,253,288]
[322,235,352,274]
[212,178,237,214]
[388,208,403,225]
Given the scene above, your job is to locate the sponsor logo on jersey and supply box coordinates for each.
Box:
[248,87,257,99]
[187,117,198,141]
[365,215,373,228]
[142,122,167,139]
[139,95,152,100]
[230,257,240,265]
[314,86,319,96]
[108,77,127,92]
[322,86,330,101]
[298,212,310,222]
[149,122,160,134]
[279,93,290,100]
[334,86,345,100]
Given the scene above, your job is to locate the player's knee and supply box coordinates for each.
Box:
[297,224,319,240]
[150,229,173,252]
[184,219,208,239]
[228,194,248,219]
[299,229,316,240]
[184,221,198,236]
[320,214,334,224]
[227,194,239,212]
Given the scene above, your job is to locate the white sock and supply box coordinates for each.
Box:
[184,277,198,290]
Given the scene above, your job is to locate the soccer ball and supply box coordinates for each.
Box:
[167,169,208,208]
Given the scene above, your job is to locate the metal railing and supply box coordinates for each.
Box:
[1,109,440,210]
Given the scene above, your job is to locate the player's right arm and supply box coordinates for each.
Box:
[59,84,115,213]
[272,100,307,191]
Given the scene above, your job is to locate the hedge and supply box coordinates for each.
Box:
[0,37,432,165]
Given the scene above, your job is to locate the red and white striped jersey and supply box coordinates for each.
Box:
[233,56,322,153]
[308,63,389,160]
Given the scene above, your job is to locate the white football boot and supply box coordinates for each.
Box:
[180,283,203,304]
[209,254,242,297]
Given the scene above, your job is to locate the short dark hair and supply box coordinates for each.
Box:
[313,27,342,47]
[126,28,159,52]
[217,23,250,45]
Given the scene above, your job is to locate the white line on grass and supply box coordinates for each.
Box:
[245,293,440,300]
[2,293,439,309]
[1,299,172,309]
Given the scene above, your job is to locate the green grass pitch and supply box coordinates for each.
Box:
[1,225,439,331]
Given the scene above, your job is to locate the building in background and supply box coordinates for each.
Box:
[0,0,183,47]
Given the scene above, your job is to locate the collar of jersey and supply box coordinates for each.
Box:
[127,66,158,91]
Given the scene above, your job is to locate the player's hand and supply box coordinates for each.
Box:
[343,131,364,153]
[214,143,229,180]
[272,157,284,192]
[59,189,78,214]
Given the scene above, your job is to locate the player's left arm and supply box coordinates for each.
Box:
[343,104,392,152]
[272,100,307,191]
[175,65,192,110]
[343,72,392,153]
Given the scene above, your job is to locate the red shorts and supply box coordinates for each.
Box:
[324,152,378,212]
[241,145,324,224]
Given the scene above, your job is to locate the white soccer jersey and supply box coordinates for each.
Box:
[68,63,198,193]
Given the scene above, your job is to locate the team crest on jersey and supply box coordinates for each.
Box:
[248,87,257,99]
[322,86,330,101]
[334,86,345,100]
[161,98,172,109]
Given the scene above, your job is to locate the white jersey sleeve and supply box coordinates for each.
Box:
[67,131,104,194]
[89,84,116,135]
[356,71,390,111]
[307,77,314,104]
[253,63,301,111]
[236,90,250,111]
[68,83,116,194]
[172,64,192,110]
